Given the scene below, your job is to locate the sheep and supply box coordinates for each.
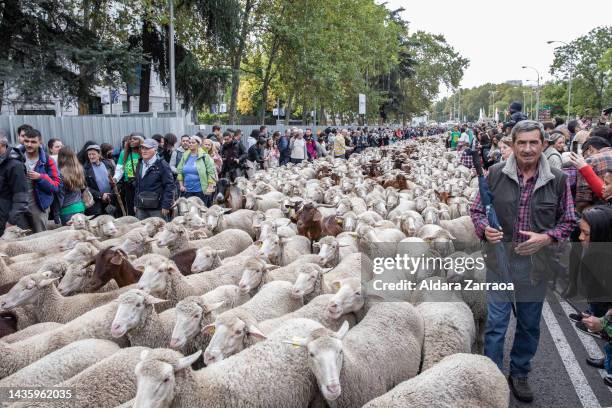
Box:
[68,213,119,238]
[169,285,250,354]
[0,226,30,240]
[291,263,363,303]
[202,280,303,364]
[244,190,285,211]
[206,207,257,237]
[0,339,119,388]
[415,299,475,370]
[289,301,424,406]
[188,229,254,269]
[1,321,62,343]
[110,289,174,348]
[416,223,456,257]
[258,233,311,266]
[393,210,425,237]
[237,257,323,295]
[314,234,358,267]
[0,271,127,324]
[0,301,128,378]
[258,294,357,334]
[131,318,327,408]
[351,225,406,260]
[439,215,480,252]
[0,229,95,257]
[12,346,149,408]
[362,353,509,408]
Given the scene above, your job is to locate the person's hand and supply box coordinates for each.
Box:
[206,184,215,194]
[179,184,186,192]
[514,231,552,255]
[582,313,603,332]
[484,226,503,244]
[568,152,587,169]
[27,170,41,180]
[161,208,170,217]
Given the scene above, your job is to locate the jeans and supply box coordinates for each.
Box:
[484,254,547,377]
[604,343,612,375]
[290,158,303,165]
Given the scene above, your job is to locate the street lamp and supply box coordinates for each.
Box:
[547,40,572,122]
[522,66,540,121]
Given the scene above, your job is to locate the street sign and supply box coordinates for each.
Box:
[220,103,227,113]
[358,93,366,115]
[110,90,119,104]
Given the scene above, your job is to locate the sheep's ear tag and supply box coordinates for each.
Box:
[284,337,305,348]
[333,281,342,291]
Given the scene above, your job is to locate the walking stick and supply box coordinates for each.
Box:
[109,175,127,217]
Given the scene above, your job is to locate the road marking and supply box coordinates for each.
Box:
[556,295,612,395]
[542,300,601,408]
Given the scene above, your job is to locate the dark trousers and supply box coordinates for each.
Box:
[184,191,212,207]
[290,158,303,165]
[122,182,136,216]
[135,208,163,220]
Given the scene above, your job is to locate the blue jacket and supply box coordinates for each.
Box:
[134,158,175,210]
[278,136,290,158]
[19,146,61,211]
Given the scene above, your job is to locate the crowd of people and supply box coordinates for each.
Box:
[0,123,428,237]
[464,102,612,402]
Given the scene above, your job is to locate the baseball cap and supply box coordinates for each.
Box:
[86,144,101,152]
[142,138,159,150]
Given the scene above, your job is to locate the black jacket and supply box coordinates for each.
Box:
[134,158,175,210]
[0,147,29,227]
[84,159,116,216]
[247,144,265,164]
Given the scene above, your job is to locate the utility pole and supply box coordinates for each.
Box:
[168,0,176,114]
[547,40,572,122]
[522,66,540,121]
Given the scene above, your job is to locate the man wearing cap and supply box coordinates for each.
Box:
[543,130,564,169]
[133,138,175,220]
[84,144,117,217]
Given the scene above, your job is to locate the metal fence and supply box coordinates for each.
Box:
[0,115,334,149]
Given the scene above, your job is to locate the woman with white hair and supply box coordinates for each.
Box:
[176,135,217,206]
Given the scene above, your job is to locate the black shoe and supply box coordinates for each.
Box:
[508,376,534,403]
[568,312,583,322]
[604,376,612,388]
[586,357,605,369]
[575,321,602,338]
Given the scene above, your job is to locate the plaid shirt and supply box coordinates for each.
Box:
[562,166,577,198]
[470,167,577,243]
[576,147,612,203]
[459,149,474,169]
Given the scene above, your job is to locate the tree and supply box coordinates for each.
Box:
[550,26,612,114]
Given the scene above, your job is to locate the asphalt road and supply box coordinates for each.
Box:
[503,292,612,408]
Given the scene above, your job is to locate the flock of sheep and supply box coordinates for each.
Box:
[0,137,510,408]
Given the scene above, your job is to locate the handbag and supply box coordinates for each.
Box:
[136,191,160,209]
[82,188,95,209]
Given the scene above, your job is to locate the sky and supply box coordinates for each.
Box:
[385,0,611,94]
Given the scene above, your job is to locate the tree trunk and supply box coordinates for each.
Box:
[259,36,280,125]
[284,92,294,126]
[229,0,254,125]
[319,105,325,126]
[139,19,154,113]
[331,111,337,126]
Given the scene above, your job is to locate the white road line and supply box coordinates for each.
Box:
[542,300,601,408]
[556,294,612,394]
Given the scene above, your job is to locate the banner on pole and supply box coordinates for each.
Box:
[358,94,366,115]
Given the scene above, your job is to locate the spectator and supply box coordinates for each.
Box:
[499,136,514,162]
[134,138,174,220]
[259,125,268,138]
[19,128,61,232]
[263,137,279,169]
[203,139,222,176]
[457,126,470,149]
[305,133,318,161]
[571,129,591,154]
[567,152,607,201]
[221,131,246,181]
[543,131,564,169]
[16,124,33,149]
[151,134,165,159]
[575,136,612,212]
[554,116,565,128]
[169,135,190,176]
[76,140,97,165]
[470,120,577,403]
[0,133,29,236]
[100,143,116,166]
[277,130,291,165]
[508,101,528,123]
[177,135,216,206]
[162,133,177,163]
[449,126,460,149]
[246,138,266,178]
[47,138,63,164]
[591,126,612,146]
[487,136,501,165]
[114,132,144,216]
[333,129,347,159]
[57,146,86,225]
[290,130,307,164]
[208,125,221,143]
[247,129,258,149]
[84,144,117,217]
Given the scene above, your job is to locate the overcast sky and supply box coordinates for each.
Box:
[385,0,610,93]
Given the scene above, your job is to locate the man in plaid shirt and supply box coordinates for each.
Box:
[470,120,577,403]
[575,136,612,212]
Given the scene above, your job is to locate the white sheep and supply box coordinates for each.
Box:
[416,223,456,257]
[0,271,127,324]
[131,318,328,407]
[288,301,424,406]
[0,339,119,388]
[258,233,311,266]
[188,228,254,270]
[206,207,257,237]
[237,257,320,295]
[201,280,303,364]
[439,215,480,252]
[0,226,30,240]
[313,233,358,267]
[362,353,509,408]
[1,321,62,343]
[0,229,95,257]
